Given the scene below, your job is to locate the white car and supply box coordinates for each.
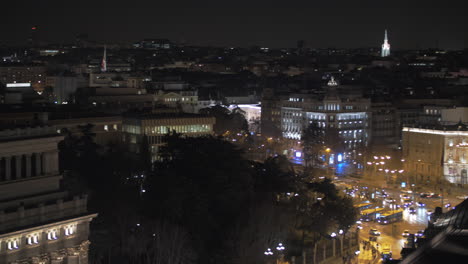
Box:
[369,228,381,236]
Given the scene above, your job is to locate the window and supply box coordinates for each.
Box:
[104,125,109,131]
[7,239,19,250]
[113,124,118,130]
[64,225,75,236]
[47,230,58,240]
[27,234,39,245]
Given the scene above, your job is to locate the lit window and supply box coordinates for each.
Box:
[64,225,75,236]
[47,230,58,240]
[27,234,39,245]
[104,125,109,131]
[7,239,19,250]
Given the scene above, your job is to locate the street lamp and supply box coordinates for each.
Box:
[276,243,285,264]
[276,243,285,251]
[264,248,274,256]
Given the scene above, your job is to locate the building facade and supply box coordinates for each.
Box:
[273,78,371,152]
[122,112,215,160]
[0,126,96,264]
[402,125,468,186]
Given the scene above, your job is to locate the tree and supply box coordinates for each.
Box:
[145,136,255,263]
[302,122,323,168]
[289,178,358,260]
[199,105,248,135]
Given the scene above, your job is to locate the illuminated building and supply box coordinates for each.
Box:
[278,77,370,150]
[402,125,468,185]
[381,30,390,57]
[122,111,215,161]
[152,81,199,113]
[228,104,261,133]
[101,46,107,72]
[132,39,172,49]
[0,65,46,90]
[0,126,96,263]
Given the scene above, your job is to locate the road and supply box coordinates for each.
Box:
[337,176,465,263]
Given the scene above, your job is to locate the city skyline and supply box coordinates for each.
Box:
[2,0,468,49]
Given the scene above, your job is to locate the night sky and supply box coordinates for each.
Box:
[3,0,468,49]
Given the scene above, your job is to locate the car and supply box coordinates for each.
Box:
[401,194,411,199]
[403,199,413,207]
[369,228,381,236]
[409,207,416,214]
[381,244,392,260]
[416,201,426,207]
[456,195,468,200]
[402,230,410,237]
[420,192,430,198]
[427,209,434,216]
[355,220,363,229]
[416,230,425,237]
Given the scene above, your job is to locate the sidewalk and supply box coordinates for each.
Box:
[358,240,380,264]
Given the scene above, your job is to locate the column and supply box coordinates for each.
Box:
[5,156,11,181]
[25,154,32,178]
[42,152,49,175]
[333,239,336,257]
[35,153,42,176]
[50,151,59,174]
[15,155,21,179]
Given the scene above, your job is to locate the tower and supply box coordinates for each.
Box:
[381,30,391,57]
[101,46,107,72]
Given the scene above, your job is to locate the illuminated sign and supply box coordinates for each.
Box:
[6,83,31,88]
[337,153,343,162]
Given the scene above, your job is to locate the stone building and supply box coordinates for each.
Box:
[0,126,96,264]
[261,77,371,160]
[402,124,468,186]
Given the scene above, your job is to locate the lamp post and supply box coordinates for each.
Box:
[276,243,285,264]
[264,247,274,263]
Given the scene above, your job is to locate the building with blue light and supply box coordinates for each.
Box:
[270,77,371,160]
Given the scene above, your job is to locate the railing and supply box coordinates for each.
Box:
[0,195,87,232]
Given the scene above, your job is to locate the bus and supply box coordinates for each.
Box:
[360,207,385,222]
[377,209,404,224]
[354,202,373,211]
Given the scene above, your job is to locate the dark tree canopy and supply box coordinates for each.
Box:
[199,104,248,135]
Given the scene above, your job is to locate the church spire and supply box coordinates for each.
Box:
[381,30,390,57]
[101,46,107,72]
